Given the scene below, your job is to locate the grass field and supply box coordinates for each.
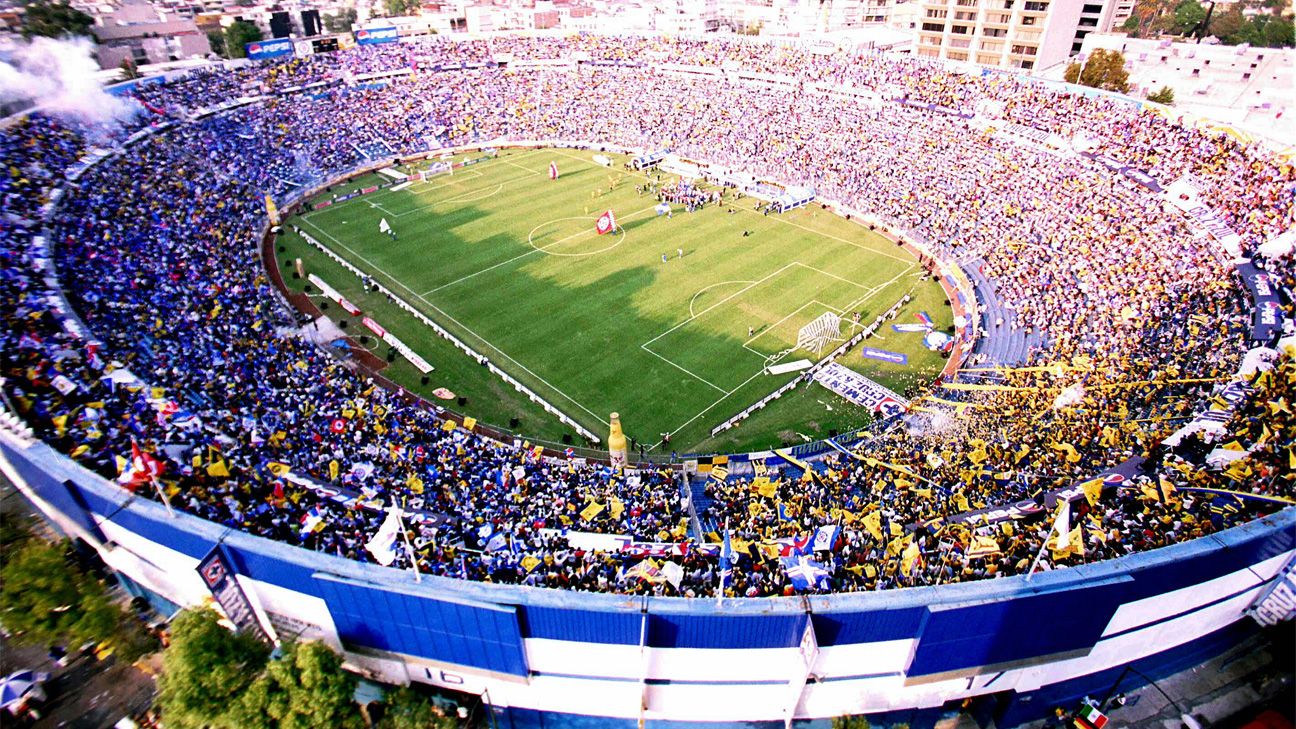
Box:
[276,148,953,454]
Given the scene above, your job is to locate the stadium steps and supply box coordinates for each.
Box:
[689,476,717,537]
[963,260,1035,366]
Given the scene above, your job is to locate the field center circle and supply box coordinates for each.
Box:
[528,216,627,257]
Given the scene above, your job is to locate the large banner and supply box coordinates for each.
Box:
[245,39,295,61]
[1164,174,1244,258]
[354,26,399,45]
[197,547,272,642]
[1077,150,1161,192]
[1236,262,1286,341]
[813,362,907,416]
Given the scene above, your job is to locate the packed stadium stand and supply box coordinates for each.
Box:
[2,32,1293,727]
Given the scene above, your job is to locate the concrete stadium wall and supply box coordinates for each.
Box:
[2,430,1291,728]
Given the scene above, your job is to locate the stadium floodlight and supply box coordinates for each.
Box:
[796,311,843,355]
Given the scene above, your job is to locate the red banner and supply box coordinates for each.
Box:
[362,317,386,337]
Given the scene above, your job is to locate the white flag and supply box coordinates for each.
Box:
[661,560,684,589]
[379,218,391,234]
[365,506,404,566]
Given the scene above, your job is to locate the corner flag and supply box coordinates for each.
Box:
[379,218,391,234]
[549,161,559,180]
[595,209,617,235]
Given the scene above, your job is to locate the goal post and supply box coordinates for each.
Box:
[796,311,843,355]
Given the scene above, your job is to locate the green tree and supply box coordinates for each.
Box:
[156,607,270,729]
[0,539,118,649]
[207,30,226,57]
[377,685,455,729]
[1064,49,1131,93]
[1147,85,1176,104]
[324,8,357,33]
[230,641,363,729]
[21,0,94,38]
[1206,5,1246,42]
[1168,0,1207,35]
[382,0,420,18]
[1125,0,1174,38]
[1237,14,1296,47]
[223,20,262,60]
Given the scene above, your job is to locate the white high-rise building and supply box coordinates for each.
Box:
[916,0,1122,72]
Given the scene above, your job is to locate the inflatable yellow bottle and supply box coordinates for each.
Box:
[608,412,628,470]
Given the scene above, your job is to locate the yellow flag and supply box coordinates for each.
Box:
[609,497,625,520]
[861,510,883,540]
[889,521,904,538]
[206,458,230,478]
[441,420,458,432]
[406,474,424,494]
[901,540,923,577]
[521,555,542,573]
[266,461,292,477]
[1051,442,1081,464]
[462,417,477,432]
[580,501,605,522]
[328,459,340,481]
[1080,478,1103,507]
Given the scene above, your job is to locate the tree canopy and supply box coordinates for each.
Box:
[229,640,363,729]
[382,0,420,18]
[324,9,357,33]
[1120,0,1294,47]
[156,607,271,729]
[377,686,456,729]
[223,20,262,60]
[1147,85,1176,104]
[21,0,94,39]
[1064,49,1131,93]
[1,539,118,649]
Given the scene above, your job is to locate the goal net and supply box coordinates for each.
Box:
[796,311,843,355]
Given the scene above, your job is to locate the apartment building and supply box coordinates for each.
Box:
[916,0,1119,71]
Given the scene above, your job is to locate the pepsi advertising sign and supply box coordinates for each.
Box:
[355,26,399,45]
[245,38,295,61]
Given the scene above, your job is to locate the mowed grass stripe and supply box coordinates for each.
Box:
[287,149,952,450]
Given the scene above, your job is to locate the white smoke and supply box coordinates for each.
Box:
[0,36,140,126]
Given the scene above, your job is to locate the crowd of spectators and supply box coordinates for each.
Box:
[1,34,1292,598]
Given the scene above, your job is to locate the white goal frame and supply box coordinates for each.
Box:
[796,311,843,355]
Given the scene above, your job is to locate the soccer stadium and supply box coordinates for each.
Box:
[1,30,1294,729]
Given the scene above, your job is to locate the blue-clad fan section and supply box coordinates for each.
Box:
[316,574,530,677]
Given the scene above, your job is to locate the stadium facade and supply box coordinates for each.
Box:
[5,429,1292,727]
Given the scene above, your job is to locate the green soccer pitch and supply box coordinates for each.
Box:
[275,148,953,454]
